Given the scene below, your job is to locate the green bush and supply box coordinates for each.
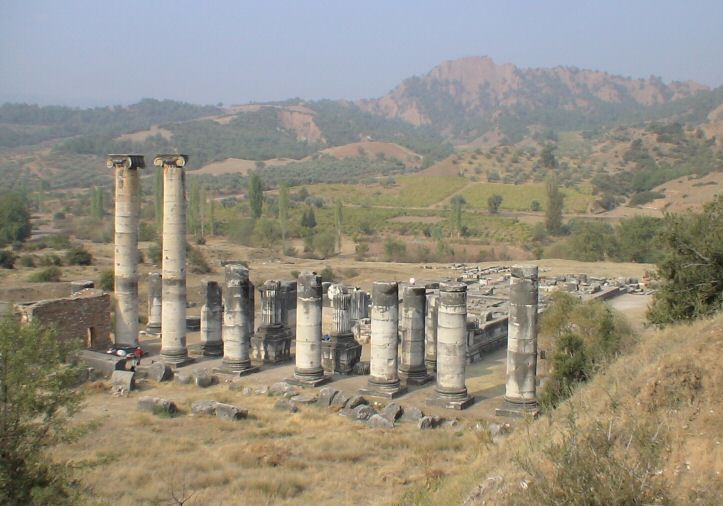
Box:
[0,192,31,247]
[65,245,93,266]
[28,266,62,282]
[19,255,35,267]
[99,269,114,291]
[187,245,211,274]
[0,250,16,269]
[38,254,63,267]
[147,243,161,265]
[319,266,337,283]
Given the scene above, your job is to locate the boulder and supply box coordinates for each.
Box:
[368,413,395,429]
[147,362,173,382]
[330,391,350,408]
[175,373,192,385]
[418,416,434,430]
[346,395,367,409]
[381,402,402,422]
[191,400,218,416]
[317,387,340,407]
[193,369,217,388]
[138,396,177,415]
[352,404,375,421]
[290,394,317,404]
[215,403,248,421]
[400,406,424,422]
[110,370,135,392]
[269,382,295,396]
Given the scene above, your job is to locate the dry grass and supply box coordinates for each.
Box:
[54,382,489,505]
[408,313,723,505]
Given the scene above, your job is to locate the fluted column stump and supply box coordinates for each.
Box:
[322,284,362,374]
[146,272,162,335]
[497,265,540,417]
[108,154,144,347]
[424,283,440,372]
[399,286,432,385]
[156,154,192,366]
[251,280,292,363]
[282,281,297,340]
[286,272,330,387]
[427,282,474,410]
[359,281,407,399]
[200,280,223,356]
[216,264,258,375]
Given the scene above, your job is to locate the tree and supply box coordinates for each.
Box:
[278,183,289,245]
[0,317,84,504]
[545,174,564,235]
[530,200,542,212]
[0,192,31,246]
[314,231,336,259]
[248,173,263,219]
[567,220,615,261]
[450,195,465,237]
[334,200,344,252]
[487,194,503,214]
[300,205,316,229]
[252,218,280,249]
[648,196,723,325]
[540,143,558,169]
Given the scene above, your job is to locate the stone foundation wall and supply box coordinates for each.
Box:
[16,289,112,350]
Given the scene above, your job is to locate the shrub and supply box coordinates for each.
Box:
[290,270,300,280]
[65,245,93,266]
[319,266,337,283]
[628,190,664,207]
[0,250,16,269]
[38,254,63,267]
[384,237,407,261]
[19,255,35,267]
[53,211,66,221]
[99,269,114,291]
[28,266,62,282]
[187,245,211,274]
[147,243,161,265]
[0,192,31,247]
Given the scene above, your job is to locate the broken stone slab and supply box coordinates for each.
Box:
[381,402,403,422]
[138,396,177,415]
[368,413,395,429]
[274,399,298,413]
[346,395,367,409]
[290,394,317,404]
[254,385,269,395]
[269,382,295,396]
[175,373,192,385]
[330,391,350,409]
[215,403,248,421]
[147,362,173,382]
[400,405,424,422]
[191,400,218,416]
[418,416,434,430]
[111,370,135,392]
[317,387,340,407]
[193,369,217,388]
[352,404,375,421]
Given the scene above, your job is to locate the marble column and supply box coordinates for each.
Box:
[360,281,407,399]
[219,264,258,374]
[155,154,191,366]
[107,154,144,347]
[497,265,540,417]
[428,282,473,409]
[250,280,291,363]
[286,272,329,386]
[146,272,162,336]
[424,286,439,372]
[322,284,362,374]
[200,280,222,356]
[399,286,432,384]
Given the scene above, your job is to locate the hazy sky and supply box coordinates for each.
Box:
[1,0,721,107]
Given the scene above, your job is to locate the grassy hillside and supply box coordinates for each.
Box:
[408,313,723,505]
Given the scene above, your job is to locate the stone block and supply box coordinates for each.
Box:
[290,394,317,404]
[418,416,434,430]
[330,391,350,408]
[193,369,217,388]
[381,402,402,422]
[147,362,173,382]
[111,370,135,392]
[215,403,248,421]
[191,400,218,416]
[352,404,375,421]
[346,395,367,409]
[269,382,295,396]
[368,414,395,429]
[352,361,370,375]
[175,373,192,385]
[274,399,298,413]
[317,387,340,407]
[138,396,177,415]
[400,406,424,422]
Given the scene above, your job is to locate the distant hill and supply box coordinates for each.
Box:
[358,56,716,143]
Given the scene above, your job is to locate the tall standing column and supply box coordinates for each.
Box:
[155,154,191,366]
[219,264,258,374]
[146,272,162,335]
[286,272,329,387]
[424,285,439,372]
[322,284,362,374]
[250,280,292,363]
[428,282,473,409]
[360,281,407,399]
[497,265,540,417]
[399,286,432,384]
[107,154,144,347]
[200,280,222,356]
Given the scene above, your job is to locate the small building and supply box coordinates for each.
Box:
[15,288,112,350]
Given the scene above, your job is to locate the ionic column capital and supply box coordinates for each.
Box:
[106,154,145,170]
[153,154,189,168]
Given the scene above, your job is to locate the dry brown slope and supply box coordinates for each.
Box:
[412,313,723,505]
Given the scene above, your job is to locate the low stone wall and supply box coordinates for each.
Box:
[467,316,508,363]
[15,289,112,350]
